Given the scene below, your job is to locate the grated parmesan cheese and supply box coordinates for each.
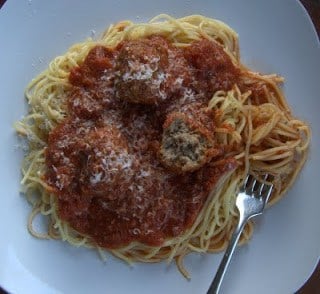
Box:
[123,62,155,81]
[90,172,102,185]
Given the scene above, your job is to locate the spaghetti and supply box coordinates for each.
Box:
[15,15,310,278]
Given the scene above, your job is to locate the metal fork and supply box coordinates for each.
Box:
[207,174,273,294]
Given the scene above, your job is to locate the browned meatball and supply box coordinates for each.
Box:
[115,36,193,105]
[160,111,221,173]
[184,39,240,96]
[79,125,135,198]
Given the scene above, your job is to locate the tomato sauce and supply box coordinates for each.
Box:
[45,36,239,248]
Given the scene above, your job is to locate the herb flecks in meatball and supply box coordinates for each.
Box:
[160,112,220,173]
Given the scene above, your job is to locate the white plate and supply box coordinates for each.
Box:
[0,0,319,293]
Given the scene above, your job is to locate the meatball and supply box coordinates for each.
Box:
[80,125,135,198]
[115,36,193,105]
[114,36,170,104]
[184,39,240,96]
[160,112,220,173]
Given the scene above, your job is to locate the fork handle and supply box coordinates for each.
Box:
[207,216,247,294]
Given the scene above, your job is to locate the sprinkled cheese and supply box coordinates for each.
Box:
[100,69,115,82]
[89,148,135,186]
[183,88,196,101]
[138,169,151,178]
[55,180,63,190]
[159,90,167,100]
[73,98,80,107]
[123,62,155,81]
[149,56,160,63]
[153,72,169,87]
[174,77,184,87]
[90,172,102,185]
[132,228,141,235]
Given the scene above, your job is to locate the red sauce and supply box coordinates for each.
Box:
[184,39,240,95]
[45,36,239,248]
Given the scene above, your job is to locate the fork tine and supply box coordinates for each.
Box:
[257,174,273,204]
[243,174,250,186]
[251,179,257,193]
[264,184,273,203]
[257,174,269,196]
[240,174,250,192]
[245,175,257,194]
